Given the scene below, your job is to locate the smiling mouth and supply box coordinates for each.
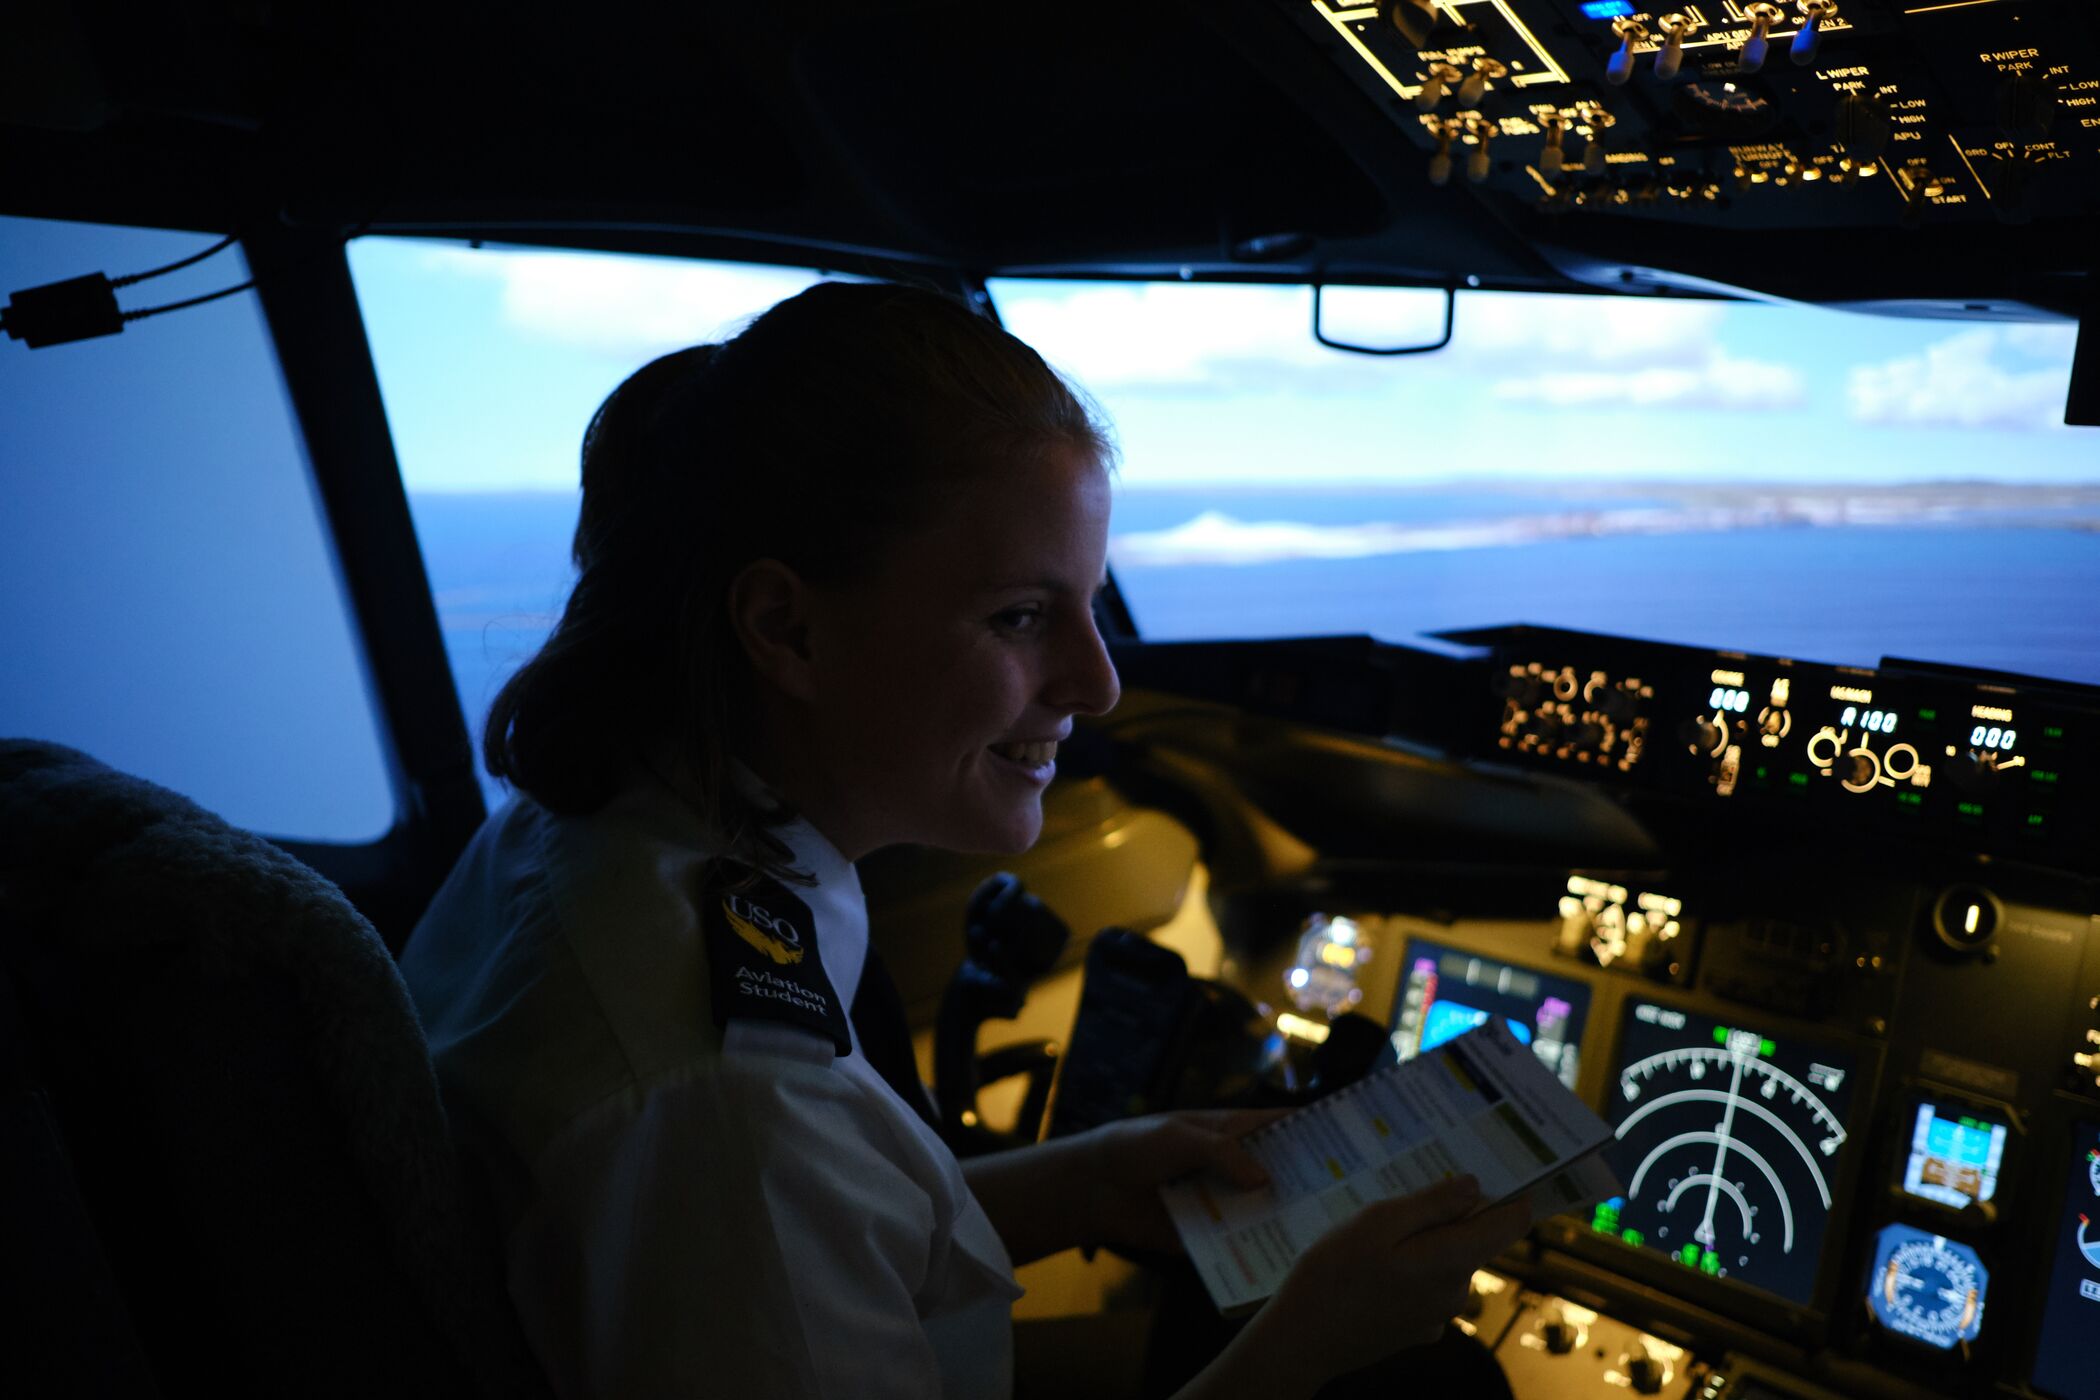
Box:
[989,740,1059,768]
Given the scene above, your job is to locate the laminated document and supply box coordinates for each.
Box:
[1161,1017,1622,1314]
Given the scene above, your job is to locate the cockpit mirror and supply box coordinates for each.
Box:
[1310,282,1455,357]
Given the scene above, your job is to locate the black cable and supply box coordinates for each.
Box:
[120,280,256,322]
[109,234,239,288]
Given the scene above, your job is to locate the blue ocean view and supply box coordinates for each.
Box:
[409,486,2100,802]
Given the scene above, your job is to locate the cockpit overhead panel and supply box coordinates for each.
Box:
[1298,0,2100,235]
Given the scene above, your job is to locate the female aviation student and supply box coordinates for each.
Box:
[399,282,1528,1398]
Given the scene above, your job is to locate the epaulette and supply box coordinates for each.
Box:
[701,866,852,1055]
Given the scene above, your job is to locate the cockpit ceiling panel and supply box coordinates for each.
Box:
[0,1,2092,304]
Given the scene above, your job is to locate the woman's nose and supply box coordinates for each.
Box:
[1054,611,1121,718]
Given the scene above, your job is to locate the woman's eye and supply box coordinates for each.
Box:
[994,605,1045,634]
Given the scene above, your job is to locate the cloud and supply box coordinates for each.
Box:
[1847,327,2075,430]
[995,280,1768,401]
[417,245,839,358]
[1491,349,1806,411]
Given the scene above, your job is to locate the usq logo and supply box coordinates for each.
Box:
[724,894,804,966]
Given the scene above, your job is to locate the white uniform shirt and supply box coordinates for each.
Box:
[401,773,1023,1398]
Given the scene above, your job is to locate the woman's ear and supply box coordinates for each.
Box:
[727,557,819,702]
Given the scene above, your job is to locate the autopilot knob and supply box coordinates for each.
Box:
[1626,1346,1667,1394]
[1739,3,1785,74]
[1540,1310,1580,1354]
[1845,751,1877,787]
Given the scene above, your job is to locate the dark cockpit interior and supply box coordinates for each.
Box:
[6,3,2100,1397]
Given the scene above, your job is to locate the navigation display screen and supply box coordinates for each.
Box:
[1592,999,1859,1305]
[1899,1096,2008,1209]
[2029,1121,2100,1399]
[1389,940,1591,1091]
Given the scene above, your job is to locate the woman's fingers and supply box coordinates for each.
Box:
[1354,1174,1483,1244]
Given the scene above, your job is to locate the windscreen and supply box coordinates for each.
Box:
[987,280,2100,686]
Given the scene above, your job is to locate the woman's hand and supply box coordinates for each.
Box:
[1072,1109,1283,1254]
[1181,1176,1532,1400]
[961,1109,1280,1266]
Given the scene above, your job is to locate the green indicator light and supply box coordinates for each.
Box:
[2034,770,2059,784]
[1700,1252,1721,1276]
[1680,1244,1700,1266]
[1761,1037,1775,1057]
[1714,1026,1730,1045]
[1958,802,1984,816]
[2044,726,2065,739]
[1788,772,1810,788]
[1755,766,1768,780]
[1919,708,1938,721]
[1960,1117,1981,1129]
[1622,1228,1643,1248]
[1897,792,1923,807]
[2028,813,2046,827]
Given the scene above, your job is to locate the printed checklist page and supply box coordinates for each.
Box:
[1160,1017,1621,1313]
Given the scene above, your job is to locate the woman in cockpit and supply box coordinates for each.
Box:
[399,280,1528,1398]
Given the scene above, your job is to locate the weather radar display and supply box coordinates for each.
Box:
[1865,1225,1988,1350]
[1594,1000,1858,1305]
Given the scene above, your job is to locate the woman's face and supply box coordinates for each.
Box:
[790,445,1121,858]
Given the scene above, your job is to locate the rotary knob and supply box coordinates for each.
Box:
[1681,715,1726,756]
[1835,92,1890,161]
[1627,1349,1667,1395]
[1540,1311,1581,1354]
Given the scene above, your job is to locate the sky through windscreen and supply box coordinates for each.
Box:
[350,237,2100,707]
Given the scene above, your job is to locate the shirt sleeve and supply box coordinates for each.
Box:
[505,1042,950,1400]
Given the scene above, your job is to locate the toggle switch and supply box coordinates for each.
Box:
[1739,3,1785,74]
[1607,19,1648,87]
[1467,122,1499,183]
[1540,117,1567,177]
[1429,123,1458,187]
[1458,57,1509,109]
[1380,0,1443,49]
[1416,62,1464,112]
[1792,1,1838,67]
[1655,14,1697,81]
